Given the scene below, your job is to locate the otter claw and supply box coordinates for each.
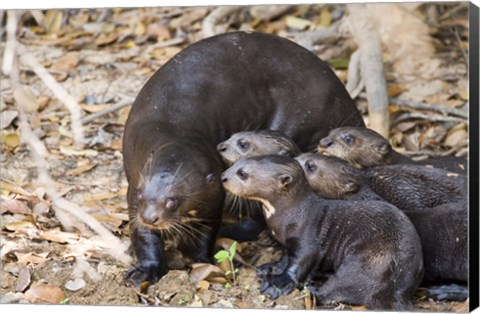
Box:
[125,265,164,288]
[258,273,295,299]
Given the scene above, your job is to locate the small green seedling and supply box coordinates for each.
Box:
[214,241,239,286]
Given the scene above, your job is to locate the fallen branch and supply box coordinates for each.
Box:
[17,44,85,147]
[393,112,467,124]
[80,97,134,125]
[346,49,364,99]
[281,23,341,51]
[144,37,186,53]
[202,6,242,38]
[389,98,468,119]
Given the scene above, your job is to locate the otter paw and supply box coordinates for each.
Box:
[258,273,295,299]
[256,263,275,276]
[125,264,165,288]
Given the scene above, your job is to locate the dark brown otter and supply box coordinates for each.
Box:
[318,126,467,173]
[217,130,300,165]
[295,153,468,295]
[221,155,423,310]
[122,31,365,286]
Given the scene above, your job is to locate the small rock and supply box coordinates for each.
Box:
[212,299,234,308]
[274,304,289,309]
[64,278,86,291]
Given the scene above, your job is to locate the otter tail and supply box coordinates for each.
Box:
[426,284,469,301]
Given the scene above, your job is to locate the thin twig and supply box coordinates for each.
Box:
[17,44,85,147]
[390,98,468,119]
[2,10,18,75]
[80,97,134,125]
[144,37,186,53]
[7,11,131,267]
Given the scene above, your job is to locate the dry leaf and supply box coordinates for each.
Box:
[38,228,80,244]
[51,52,79,72]
[44,10,64,35]
[387,84,406,98]
[444,129,468,148]
[196,280,210,291]
[0,196,32,215]
[16,252,49,266]
[13,85,40,113]
[66,163,96,176]
[317,8,332,27]
[3,221,35,232]
[84,192,119,202]
[216,237,243,253]
[59,146,98,157]
[189,263,226,284]
[286,16,312,30]
[0,110,18,129]
[15,265,31,292]
[80,104,113,113]
[2,132,20,148]
[24,283,65,304]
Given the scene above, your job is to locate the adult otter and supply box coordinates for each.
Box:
[295,153,468,300]
[221,156,423,310]
[122,31,365,286]
[319,126,467,173]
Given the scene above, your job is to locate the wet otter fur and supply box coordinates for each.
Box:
[221,155,423,310]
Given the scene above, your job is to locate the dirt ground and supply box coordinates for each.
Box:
[0,4,471,312]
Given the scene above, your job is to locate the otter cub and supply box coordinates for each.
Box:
[319,126,466,173]
[296,153,468,292]
[297,152,466,210]
[217,130,300,165]
[221,156,423,310]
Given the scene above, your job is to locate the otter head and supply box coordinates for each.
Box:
[221,155,306,207]
[135,143,222,231]
[216,130,299,165]
[318,127,391,168]
[295,153,361,199]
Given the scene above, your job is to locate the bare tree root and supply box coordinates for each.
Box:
[346,4,390,138]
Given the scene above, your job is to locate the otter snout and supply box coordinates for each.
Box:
[217,142,228,153]
[221,174,228,182]
[141,204,162,226]
[319,137,333,148]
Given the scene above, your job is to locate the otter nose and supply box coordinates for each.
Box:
[221,175,228,182]
[141,207,161,225]
[319,138,333,148]
[217,143,227,152]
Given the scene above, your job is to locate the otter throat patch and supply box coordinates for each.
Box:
[250,197,276,219]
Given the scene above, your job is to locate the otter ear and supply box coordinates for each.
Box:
[277,149,289,156]
[345,180,359,194]
[377,143,390,156]
[278,174,293,189]
[205,173,216,183]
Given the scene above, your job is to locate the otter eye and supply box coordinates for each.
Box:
[165,197,177,210]
[305,161,317,173]
[342,134,354,144]
[237,139,250,150]
[236,168,249,180]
